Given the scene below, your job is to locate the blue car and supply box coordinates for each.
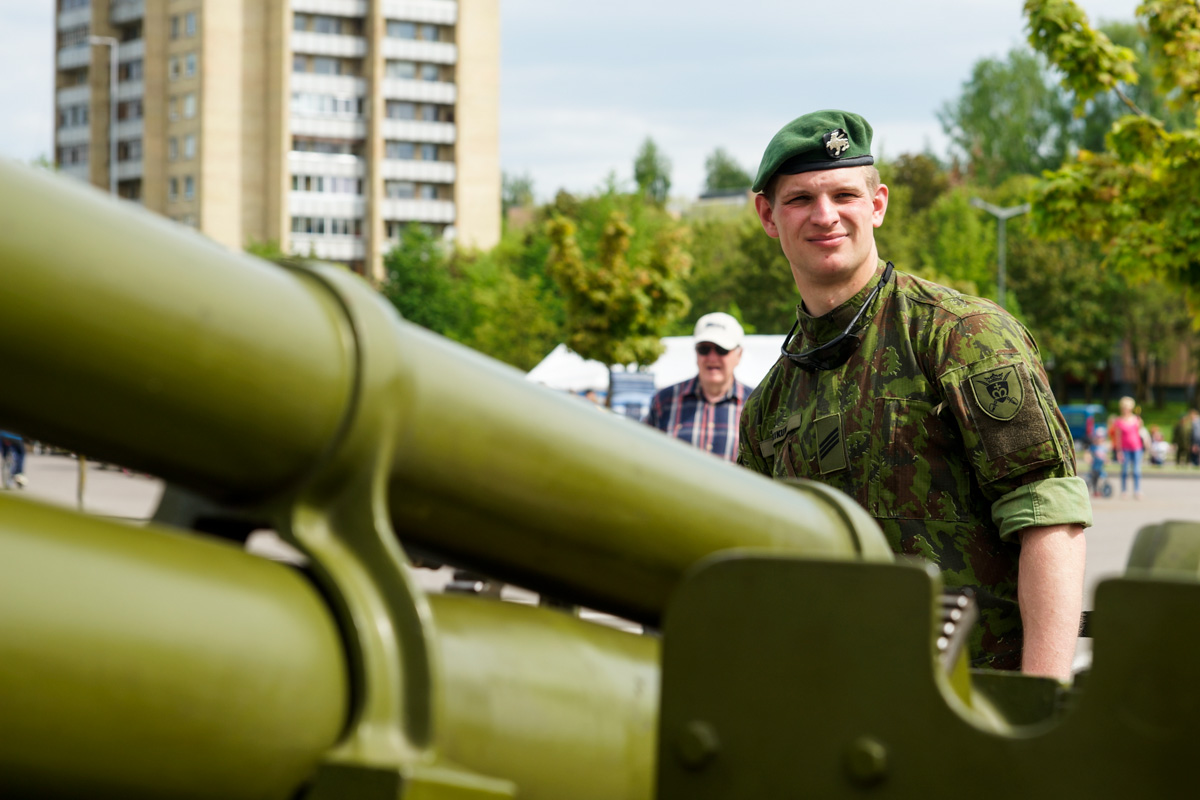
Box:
[1059,404,1106,444]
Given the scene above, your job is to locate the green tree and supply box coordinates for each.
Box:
[633,137,671,206]
[502,171,535,215]
[546,198,691,404]
[380,223,470,337]
[1024,0,1200,309]
[888,152,950,214]
[703,147,752,193]
[938,48,1076,186]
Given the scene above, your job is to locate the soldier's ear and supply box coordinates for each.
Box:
[872,183,888,228]
[755,194,780,239]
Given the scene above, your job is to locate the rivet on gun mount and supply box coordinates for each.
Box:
[676,720,721,771]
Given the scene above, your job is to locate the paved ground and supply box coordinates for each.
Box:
[8,451,1199,649]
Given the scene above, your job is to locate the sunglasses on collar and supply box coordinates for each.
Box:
[781,262,894,372]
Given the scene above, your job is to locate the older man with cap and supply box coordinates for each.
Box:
[644,312,752,461]
[737,110,1090,680]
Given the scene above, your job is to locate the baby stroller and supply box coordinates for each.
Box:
[1087,427,1113,498]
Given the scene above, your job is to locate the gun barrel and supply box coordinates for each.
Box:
[0,162,891,625]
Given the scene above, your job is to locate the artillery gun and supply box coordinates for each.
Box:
[1,160,1199,799]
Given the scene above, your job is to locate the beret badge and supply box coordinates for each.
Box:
[824,129,850,159]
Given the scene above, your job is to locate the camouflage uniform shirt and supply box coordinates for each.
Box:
[738,262,1092,669]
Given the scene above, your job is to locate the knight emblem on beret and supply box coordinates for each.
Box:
[824,128,850,159]
[969,365,1024,421]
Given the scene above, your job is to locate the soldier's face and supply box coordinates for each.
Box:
[755,167,888,294]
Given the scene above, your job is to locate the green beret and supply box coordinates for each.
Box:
[752,110,874,193]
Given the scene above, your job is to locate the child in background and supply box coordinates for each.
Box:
[1088,426,1111,498]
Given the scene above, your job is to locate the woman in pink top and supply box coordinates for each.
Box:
[1112,396,1145,499]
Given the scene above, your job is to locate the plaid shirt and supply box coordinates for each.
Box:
[644,377,753,461]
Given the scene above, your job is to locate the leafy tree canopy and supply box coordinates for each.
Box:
[633,137,672,206]
[703,147,753,194]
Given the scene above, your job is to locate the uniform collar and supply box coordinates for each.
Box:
[794,259,892,348]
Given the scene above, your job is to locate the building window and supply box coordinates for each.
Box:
[313,15,338,34]
[385,60,416,80]
[170,15,179,39]
[184,52,197,77]
[385,180,415,199]
[185,12,197,37]
[312,57,339,75]
[293,13,309,32]
[117,99,142,120]
[387,21,416,39]
[117,139,142,162]
[420,24,439,41]
[58,104,89,128]
[292,137,362,156]
[292,55,306,73]
[386,101,415,120]
[385,141,415,160]
[183,133,196,159]
[184,175,195,200]
[168,137,178,160]
[60,0,90,10]
[418,184,438,200]
[59,26,90,49]
[56,144,88,165]
[419,104,438,122]
[169,177,178,200]
[119,59,143,81]
[169,56,180,80]
[420,64,439,82]
[183,92,196,119]
[168,96,178,120]
[420,143,438,161]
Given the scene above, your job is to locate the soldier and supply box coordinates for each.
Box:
[645,312,752,462]
[737,110,1090,679]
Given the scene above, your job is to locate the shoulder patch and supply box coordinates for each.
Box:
[969,365,1023,421]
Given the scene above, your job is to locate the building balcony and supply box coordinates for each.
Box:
[116,80,144,101]
[290,72,368,96]
[380,119,455,144]
[57,85,91,107]
[57,6,91,31]
[57,44,92,71]
[380,198,455,223]
[290,235,367,262]
[115,118,143,140]
[290,116,367,140]
[380,39,457,65]
[291,31,367,58]
[381,0,457,25]
[56,124,91,147]
[291,0,369,16]
[288,151,366,176]
[381,78,456,104]
[60,162,91,182]
[379,159,455,183]
[115,160,143,181]
[289,194,367,217]
[111,0,144,24]
[118,39,144,61]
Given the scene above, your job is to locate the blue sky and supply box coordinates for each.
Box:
[3,1,1140,199]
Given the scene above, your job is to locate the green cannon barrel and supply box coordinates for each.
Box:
[0,161,891,626]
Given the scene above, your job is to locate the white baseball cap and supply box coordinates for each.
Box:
[693,312,744,351]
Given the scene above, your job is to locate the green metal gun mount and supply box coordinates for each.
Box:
[1,160,1198,799]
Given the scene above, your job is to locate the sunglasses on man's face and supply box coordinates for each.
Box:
[696,343,731,357]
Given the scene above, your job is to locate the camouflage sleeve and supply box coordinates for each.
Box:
[737,386,771,474]
[930,309,1090,539]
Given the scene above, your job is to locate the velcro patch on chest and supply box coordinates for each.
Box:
[969,365,1023,421]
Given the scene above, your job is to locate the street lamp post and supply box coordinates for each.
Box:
[969,198,1030,311]
[88,35,119,197]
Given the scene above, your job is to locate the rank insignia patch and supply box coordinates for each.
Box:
[815,413,847,474]
[824,128,850,158]
[970,365,1023,421]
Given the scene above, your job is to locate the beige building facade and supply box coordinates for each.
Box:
[53,0,501,281]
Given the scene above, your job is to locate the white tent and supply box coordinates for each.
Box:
[525,335,786,393]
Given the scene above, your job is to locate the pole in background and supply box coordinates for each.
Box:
[969,198,1030,311]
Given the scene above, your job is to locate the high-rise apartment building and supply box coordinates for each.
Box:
[53,0,500,281]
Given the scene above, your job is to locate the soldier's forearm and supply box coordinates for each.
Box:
[1017,523,1087,681]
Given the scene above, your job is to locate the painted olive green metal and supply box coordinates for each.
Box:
[0,161,893,628]
[0,493,349,800]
